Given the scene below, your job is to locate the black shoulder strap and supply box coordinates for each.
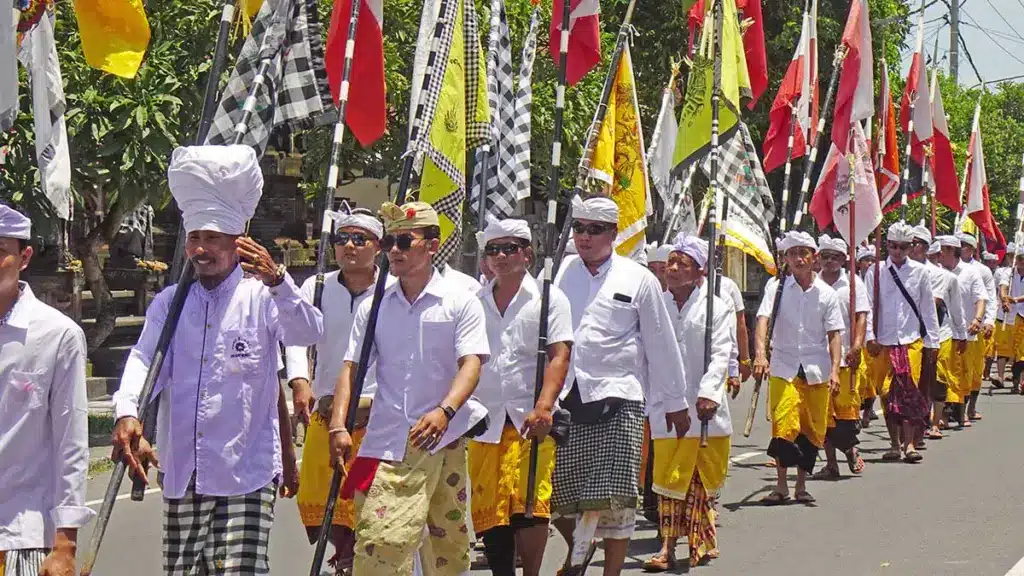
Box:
[888,265,927,338]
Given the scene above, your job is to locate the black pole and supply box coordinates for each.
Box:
[898,97,917,223]
[778,0,811,234]
[309,0,454,570]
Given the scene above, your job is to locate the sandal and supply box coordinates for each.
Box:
[642,552,677,573]
[761,491,791,506]
[881,449,902,462]
[914,441,927,450]
[794,491,816,504]
[992,378,1005,389]
[811,465,840,481]
[904,450,923,463]
[765,458,777,468]
[969,412,983,421]
[845,450,865,474]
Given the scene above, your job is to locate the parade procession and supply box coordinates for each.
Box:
[8,0,1024,574]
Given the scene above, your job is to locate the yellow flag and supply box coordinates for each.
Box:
[672,0,749,171]
[416,0,490,263]
[589,44,651,259]
[72,0,151,78]
[961,217,978,235]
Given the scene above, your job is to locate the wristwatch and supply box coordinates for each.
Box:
[437,404,457,422]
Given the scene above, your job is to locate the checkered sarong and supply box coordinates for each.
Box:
[204,0,334,156]
[551,399,644,514]
[163,481,277,575]
[0,549,46,576]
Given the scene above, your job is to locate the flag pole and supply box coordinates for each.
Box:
[792,45,847,232]
[1016,151,1024,245]
[81,32,280,576]
[307,0,365,565]
[954,93,983,232]
[898,98,916,223]
[847,149,857,397]
[307,0,457,569]
[779,0,811,234]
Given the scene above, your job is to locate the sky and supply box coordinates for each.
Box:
[898,0,1024,87]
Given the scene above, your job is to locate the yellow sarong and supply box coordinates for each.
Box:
[467,424,556,534]
[868,339,924,399]
[1014,321,1024,362]
[985,326,997,358]
[996,321,1015,357]
[769,376,830,449]
[967,337,986,393]
[651,437,730,500]
[0,551,5,576]
[829,363,864,424]
[938,339,963,402]
[297,412,365,528]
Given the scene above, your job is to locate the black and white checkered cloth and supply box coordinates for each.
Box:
[469,4,539,220]
[700,122,777,240]
[204,0,335,157]
[163,480,277,575]
[551,399,645,514]
[0,549,47,576]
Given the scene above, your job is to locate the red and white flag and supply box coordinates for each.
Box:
[963,101,1006,255]
[326,0,386,147]
[832,0,873,155]
[687,0,768,107]
[875,59,900,210]
[809,122,881,246]
[899,11,932,197]
[550,0,600,86]
[930,70,960,212]
[762,0,817,173]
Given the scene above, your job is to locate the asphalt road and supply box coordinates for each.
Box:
[79,382,1024,575]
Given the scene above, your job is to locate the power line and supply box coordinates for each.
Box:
[961,9,1024,69]
[982,0,1024,43]
[961,22,1024,48]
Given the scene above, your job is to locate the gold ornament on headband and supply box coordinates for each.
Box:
[378,202,407,225]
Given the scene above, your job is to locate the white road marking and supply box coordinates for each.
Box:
[730,451,763,463]
[1005,555,1024,575]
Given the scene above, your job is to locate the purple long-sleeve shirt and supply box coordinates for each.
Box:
[113,266,323,498]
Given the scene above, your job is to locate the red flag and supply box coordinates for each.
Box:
[688,0,768,108]
[810,123,881,244]
[965,101,1002,249]
[930,71,960,212]
[832,0,873,155]
[875,60,900,211]
[550,0,600,86]
[762,2,817,173]
[898,12,932,197]
[326,0,387,147]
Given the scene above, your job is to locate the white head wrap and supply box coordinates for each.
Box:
[936,235,961,248]
[327,210,384,239]
[927,241,941,256]
[910,224,932,244]
[671,233,709,268]
[0,205,31,240]
[955,232,977,248]
[778,231,817,253]
[856,245,877,261]
[646,242,672,264]
[983,251,999,261]
[483,218,532,245]
[571,195,618,224]
[816,234,847,255]
[168,145,263,235]
[886,222,914,243]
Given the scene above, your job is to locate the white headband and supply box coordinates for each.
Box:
[483,217,532,245]
[571,195,618,224]
[329,210,384,239]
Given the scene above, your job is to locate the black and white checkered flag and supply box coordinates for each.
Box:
[205,0,335,157]
[469,3,539,219]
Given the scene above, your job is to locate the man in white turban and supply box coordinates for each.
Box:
[111,145,324,574]
[856,245,877,279]
[646,243,673,291]
[0,206,95,576]
[754,231,843,504]
[992,244,1017,389]
[641,233,734,571]
[956,232,995,419]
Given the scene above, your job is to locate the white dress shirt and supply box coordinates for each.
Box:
[0,284,95,551]
[952,262,988,342]
[113,266,324,499]
[824,271,873,367]
[756,274,843,384]
[284,270,395,399]
[441,263,484,294]
[346,270,490,462]
[864,258,940,349]
[930,265,966,342]
[718,275,743,378]
[475,274,574,444]
[650,284,734,440]
[994,266,1011,323]
[554,254,688,413]
[1006,270,1024,324]
[968,259,997,325]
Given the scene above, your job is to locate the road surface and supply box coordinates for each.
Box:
[79,383,1024,575]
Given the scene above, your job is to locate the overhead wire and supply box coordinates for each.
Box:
[981,0,1024,43]
[961,8,1024,69]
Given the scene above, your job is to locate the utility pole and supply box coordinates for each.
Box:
[949,0,959,82]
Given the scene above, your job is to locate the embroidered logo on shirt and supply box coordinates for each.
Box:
[230,336,253,359]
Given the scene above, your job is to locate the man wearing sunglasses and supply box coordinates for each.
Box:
[550,196,690,576]
[467,218,573,576]
[329,201,489,576]
[863,223,939,464]
[957,232,995,421]
[284,208,391,572]
[754,231,843,505]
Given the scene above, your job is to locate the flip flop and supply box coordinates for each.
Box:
[914,441,927,450]
[904,451,923,463]
[761,491,791,506]
[969,413,983,421]
[927,429,944,439]
[811,466,840,481]
[765,458,777,468]
[845,450,865,474]
[642,552,677,573]
[992,379,1005,389]
[794,491,816,504]
[881,450,902,462]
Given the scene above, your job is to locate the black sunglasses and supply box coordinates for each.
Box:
[571,221,615,236]
[333,232,371,247]
[484,242,526,256]
[381,233,422,252]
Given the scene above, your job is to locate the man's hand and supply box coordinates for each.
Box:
[665,408,691,439]
[236,236,282,285]
[845,346,862,370]
[984,324,994,339]
[39,535,76,576]
[753,354,769,380]
[865,340,883,357]
[727,377,741,399]
[696,397,719,422]
[956,339,967,354]
[520,404,554,440]
[111,416,159,485]
[1002,298,1011,314]
[280,448,299,498]
[828,371,841,395]
[291,378,314,425]
[328,428,353,472]
[968,319,982,336]
[409,408,449,451]
[739,360,752,382]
